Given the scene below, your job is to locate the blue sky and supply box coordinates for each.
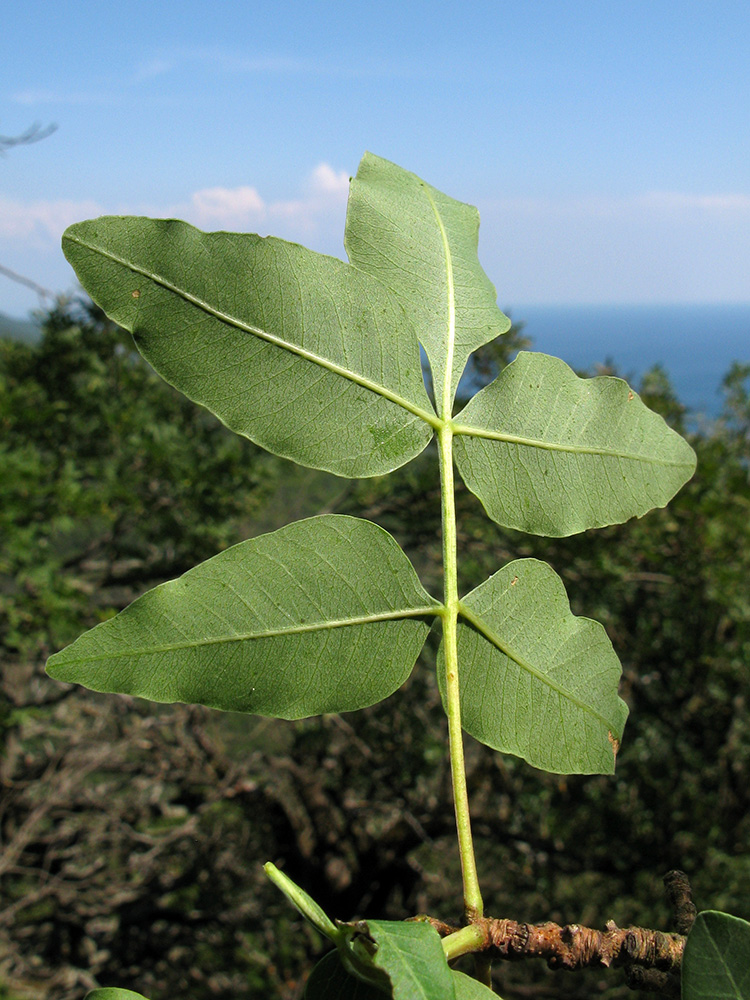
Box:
[2,0,749,317]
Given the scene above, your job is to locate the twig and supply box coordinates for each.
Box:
[484,918,684,973]
[663,869,697,935]
[418,871,698,995]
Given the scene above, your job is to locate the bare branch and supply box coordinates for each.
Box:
[0,262,56,300]
[0,121,57,154]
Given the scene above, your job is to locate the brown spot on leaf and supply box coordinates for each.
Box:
[510,576,519,586]
[132,289,140,298]
[608,731,620,759]
[627,390,634,401]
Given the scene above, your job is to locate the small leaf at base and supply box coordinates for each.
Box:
[682,910,750,999]
[306,920,457,999]
[365,919,456,1000]
[453,971,504,999]
[304,953,504,1000]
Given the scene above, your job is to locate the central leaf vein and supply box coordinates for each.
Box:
[457,603,616,729]
[66,235,442,431]
[61,606,441,663]
[452,422,692,465]
[420,184,456,417]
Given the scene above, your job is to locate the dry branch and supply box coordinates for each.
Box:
[422,871,696,995]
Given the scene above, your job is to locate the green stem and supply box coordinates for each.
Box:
[441,923,487,962]
[438,422,483,919]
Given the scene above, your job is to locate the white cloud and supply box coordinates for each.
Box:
[477,188,750,304]
[133,57,176,82]
[310,163,350,197]
[0,162,349,250]
[0,196,103,241]
[480,190,750,220]
[130,45,406,81]
[637,191,750,213]
[175,162,348,231]
[12,88,121,107]
[189,186,266,225]
[133,46,319,82]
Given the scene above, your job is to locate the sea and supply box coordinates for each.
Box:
[4,301,749,418]
[505,303,750,418]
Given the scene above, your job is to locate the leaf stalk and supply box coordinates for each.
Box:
[438,421,483,919]
[441,922,488,961]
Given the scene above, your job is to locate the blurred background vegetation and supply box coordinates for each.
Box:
[1,300,748,1000]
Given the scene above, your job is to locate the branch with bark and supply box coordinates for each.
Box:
[423,870,697,996]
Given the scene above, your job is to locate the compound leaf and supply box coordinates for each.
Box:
[453,352,697,536]
[62,218,434,478]
[345,152,511,418]
[440,559,628,774]
[47,516,438,718]
[682,911,750,1000]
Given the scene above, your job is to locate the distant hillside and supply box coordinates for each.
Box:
[0,311,41,344]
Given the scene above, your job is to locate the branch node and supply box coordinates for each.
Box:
[663,869,697,934]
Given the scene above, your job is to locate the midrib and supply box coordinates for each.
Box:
[65,234,441,430]
[58,605,440,663]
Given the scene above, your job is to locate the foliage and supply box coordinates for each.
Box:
[0,299,281,998]
[0,299,272,666]
[39,150,719,997]
[87,992,149,1000]
[0,156,746,997]
[50,156,694,785]
[2,316,748,1000]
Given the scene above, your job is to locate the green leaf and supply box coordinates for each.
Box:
[85,991,151,1000]
[452,971,504,999]
[47,515,438,717]
[304,952,504,1000]
[682,910,750,1000]
[305,950,386,999]
[62,218,435,478]
[440,559,628,774]
[345,152,511,418]
[329,919,456,1000]
[453,352,697,536]
[365,919,456,1000]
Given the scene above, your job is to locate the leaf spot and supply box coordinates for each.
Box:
[131,289,141,298]
[627,390,634,401]
[608,731,620,759]
[510,576,519,586]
